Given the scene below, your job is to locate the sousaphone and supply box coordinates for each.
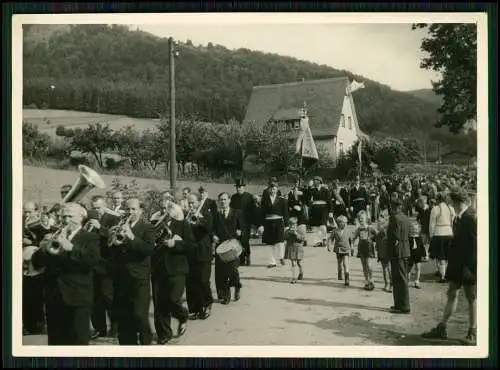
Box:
[23,165,106,275]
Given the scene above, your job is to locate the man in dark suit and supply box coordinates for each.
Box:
[230,179,257,266]
[151,199,195,344]
[387,198,411,314]
[213,192,245,304]
[261,177,282,201]
[111,198,155,345]
[86,195,120,339]
[198,186,218,220]
[185,193,214,320]
[422,190,477,345]
[32,203,100,345]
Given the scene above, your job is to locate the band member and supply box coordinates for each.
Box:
[185,194,214,320]
[30,212,59,245]
[307,176,332,248]
[31,203,100,345]
[23,201,40,247]
[110,191,125,216]
[213,192,244,304]
[258,179,288,268]
[86,195,120,339]
[349,176,369,224]
[112,198,155,345]
[198,186,218,220]
[179,187,192,215]
[151,199,194,344]
[230,179,257,266]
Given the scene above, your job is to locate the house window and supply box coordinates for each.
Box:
[340,114,345,128]
[348,116,352,129]
[293,120,300,130]
[339,142,344,155]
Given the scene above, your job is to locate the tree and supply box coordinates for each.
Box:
[412,23,477,133]
[56,122,117,168]
[23,121,51,159]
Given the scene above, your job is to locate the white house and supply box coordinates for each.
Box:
[243,76,367,166]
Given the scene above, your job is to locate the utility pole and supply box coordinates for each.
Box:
[169,37,176,191]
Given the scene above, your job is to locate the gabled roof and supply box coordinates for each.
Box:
[243,76,365,138]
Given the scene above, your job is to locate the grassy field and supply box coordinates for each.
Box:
[23,165,292,207]
[23,109,160,139]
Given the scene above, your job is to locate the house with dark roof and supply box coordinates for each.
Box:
[243,76,367,167]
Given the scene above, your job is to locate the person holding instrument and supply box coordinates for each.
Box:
[151,199,194,345]
[31,203,100,345]
[111,198,155,346]
[86,195,121,339]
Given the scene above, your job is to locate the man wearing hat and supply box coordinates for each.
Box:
[422,190,477,345]
[198,186,218,221]
[387,198,411,314]
[230,179,257,266]
[305,176,333,248]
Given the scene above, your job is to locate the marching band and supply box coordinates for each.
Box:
[21,164,477,345]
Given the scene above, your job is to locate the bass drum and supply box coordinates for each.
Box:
[215,239,243,263]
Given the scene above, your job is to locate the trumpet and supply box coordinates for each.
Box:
[109,215,132,246]
[153,214,173,245]
[40,225,69,253]
[186,207,203,224]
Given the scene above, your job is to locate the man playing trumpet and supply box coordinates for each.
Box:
[110,198,155,346]
[151,199,195,345]
[185,194,214,321]
[86,195,121,339]
[31,203,100,345]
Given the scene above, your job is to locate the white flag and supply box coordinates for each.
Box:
[346,80,365,95]
[295,116,319,161]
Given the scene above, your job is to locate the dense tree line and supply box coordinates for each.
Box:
[24,24,444,137]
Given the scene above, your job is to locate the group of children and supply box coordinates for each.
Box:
[281,210,428,291]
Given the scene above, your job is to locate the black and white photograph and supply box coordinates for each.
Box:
[12,12,489,358]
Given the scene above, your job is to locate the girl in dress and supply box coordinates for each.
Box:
[374,210,392,292]
[407,221,427,289]
[327,215,352,286]
[284,217,306,284]
[351,211,377,291]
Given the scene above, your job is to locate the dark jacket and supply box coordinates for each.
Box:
[449,208,477,279]
[32,229,100,306]
[214,208,245,243]
[152,219,195,276]
[387,211,411,259]
[200,197,218,221]
[188,209,214,262]
[88,211,120,275]
[259,194,288,227]
[230,191,257,226]
[114,219,156,281]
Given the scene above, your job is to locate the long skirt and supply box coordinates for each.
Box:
[309,204,328,227]
[262,218,285,245]
[429,235,452,260]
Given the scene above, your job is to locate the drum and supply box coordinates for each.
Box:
[23,246,45,277]
[216,239,243,263]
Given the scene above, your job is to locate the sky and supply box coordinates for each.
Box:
[136,23,440,92]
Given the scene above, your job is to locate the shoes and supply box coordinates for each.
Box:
[177,318,187,337]
[108,324,118,337]
[297,272,303,280]
[290,279,297,284]
[337,272,343,281]
[462,328,477,345]
[234,287,241,301]
[390,306,410,314]
[280,259,286,265]
[246,256,251,266]
[157,337,171,345]
[364,282,375,291]
[221,298,230,305]
[90,330,106,340]
[344,273,350,286]
[188,312,199,320]
[421,323,448,339]
[198,305,211,320]
[414,282,421,289]
[267,264,277,268]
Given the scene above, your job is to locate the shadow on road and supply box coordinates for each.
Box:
[241,275,368,290]
[284,312,461,346]
[273,296,390,313]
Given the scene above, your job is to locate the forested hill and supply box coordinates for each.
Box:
[23,24,443,140]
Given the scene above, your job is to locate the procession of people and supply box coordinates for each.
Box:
[22,168,477,346]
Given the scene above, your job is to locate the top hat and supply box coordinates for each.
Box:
[313,176,323,183]
[235,178,246,187]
